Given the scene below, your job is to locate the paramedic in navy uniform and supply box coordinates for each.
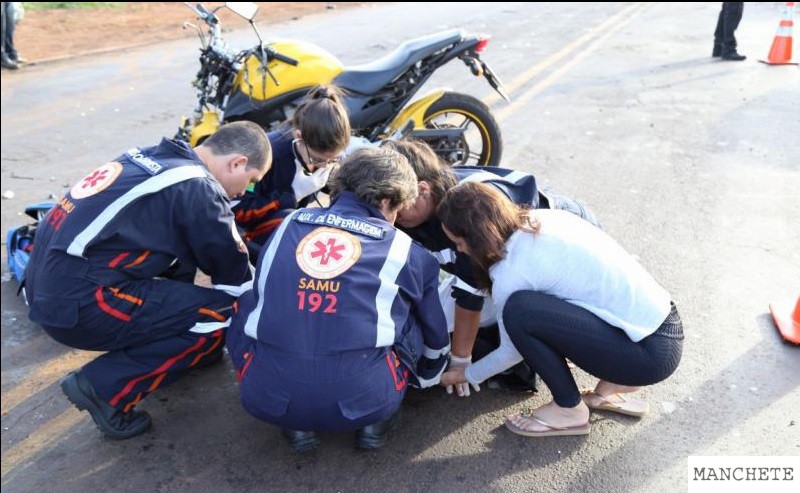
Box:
[24,122,271,440]
[227,147,450,453]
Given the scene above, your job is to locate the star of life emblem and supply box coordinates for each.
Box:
[70,161,123,199]
[296,227,362,279]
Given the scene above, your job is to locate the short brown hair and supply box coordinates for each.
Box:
[201,121,271,171]
[381,139,456,205]
[437,182,539,290]
[329,147,418,210]
[292,84,351,154]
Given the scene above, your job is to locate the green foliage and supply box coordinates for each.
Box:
[22,3,124,11]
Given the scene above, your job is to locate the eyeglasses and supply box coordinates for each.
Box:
[296,139,343,170]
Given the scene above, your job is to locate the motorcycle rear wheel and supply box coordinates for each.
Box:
[423,92,502,167]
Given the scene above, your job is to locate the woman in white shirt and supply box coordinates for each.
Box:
[438,182,683,437]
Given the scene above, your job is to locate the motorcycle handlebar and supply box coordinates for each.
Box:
[268,49,299,66]
[184,2,217,25]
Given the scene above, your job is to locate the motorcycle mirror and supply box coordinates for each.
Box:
[225,2,258,21]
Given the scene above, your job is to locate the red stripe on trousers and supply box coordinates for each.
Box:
[107,252,130,268]
[109,336,207,407]
[237,352,254,382]
[95,286,132,322]
[386,352,408,391]
[190,330,224,367]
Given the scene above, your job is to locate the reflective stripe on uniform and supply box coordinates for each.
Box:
[424,343,451,359]
[67,166,208,257]
[453,276,484,297]
[431,247,456,265]
[190,319,232,334]
[459,169,528,185]
[212,281,254,297]
[458,171,502,184]
[375,231,413,347]
[244,210,301,339]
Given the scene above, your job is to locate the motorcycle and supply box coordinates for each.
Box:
[175,2,509,166]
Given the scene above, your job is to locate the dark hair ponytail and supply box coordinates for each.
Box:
[292,84,351,154]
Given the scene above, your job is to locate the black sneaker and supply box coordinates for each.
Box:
[721,52,746,61]
[60,371,152,440]
[487,372,539,392]
[1,56,18,70]
[355,409,400,450]
[487,362,538,392]
[282,429,320,453]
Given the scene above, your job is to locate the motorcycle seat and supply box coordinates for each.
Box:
[335,29,464,95]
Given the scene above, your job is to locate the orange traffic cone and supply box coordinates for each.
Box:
[769,296,800,345]
[760,2,798,65]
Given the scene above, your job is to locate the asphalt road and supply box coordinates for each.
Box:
[2,2,799,492]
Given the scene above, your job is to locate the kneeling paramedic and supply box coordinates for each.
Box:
[226,147,450,452]
[24,122,270,439]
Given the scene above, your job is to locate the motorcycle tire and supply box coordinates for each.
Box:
[423,92,502,167]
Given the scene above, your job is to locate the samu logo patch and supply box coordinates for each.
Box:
[295,227,362,280]
[69,162,123,200]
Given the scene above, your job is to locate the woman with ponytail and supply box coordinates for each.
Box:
[233,84,360,248]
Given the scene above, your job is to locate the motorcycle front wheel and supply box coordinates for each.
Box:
[422,92,502,167]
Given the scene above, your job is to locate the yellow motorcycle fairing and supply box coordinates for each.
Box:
[384,89,447,137]
[188,110,221,147]
[236,40,344,101]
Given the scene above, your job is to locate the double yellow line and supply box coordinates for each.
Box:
[0,2,653,483]
[483,2,653,122]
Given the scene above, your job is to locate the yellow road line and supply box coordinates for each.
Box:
[1,350,100,415]
[483,2,645,108]
[495,2,654,123]
[1,407,86,482]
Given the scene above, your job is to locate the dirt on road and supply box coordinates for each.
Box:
[14,2,362,63]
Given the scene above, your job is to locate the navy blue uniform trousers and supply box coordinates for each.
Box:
[42,278,236,412]
[227,326,408,432]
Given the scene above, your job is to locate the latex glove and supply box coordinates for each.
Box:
[445,355,481,397]
[291,160,333,202]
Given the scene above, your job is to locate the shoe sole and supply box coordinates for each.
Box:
[60,373,151,440]
[289,437,321,454]
[581,391,649,418]
[355,412,401,450]
[505,420,590,437]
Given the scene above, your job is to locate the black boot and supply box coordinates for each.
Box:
[61,371,152,440]
[355,409,401,450]
[282,429,320,453]
[712,44,722,57]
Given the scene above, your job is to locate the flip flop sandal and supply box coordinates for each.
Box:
[504,414,590,437]
[581,391,649,418]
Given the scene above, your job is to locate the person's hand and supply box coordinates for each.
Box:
[440,367,466,388]
[444,355,481,397]
[291,162,334,202]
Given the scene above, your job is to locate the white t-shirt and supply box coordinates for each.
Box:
[465,209,671,385]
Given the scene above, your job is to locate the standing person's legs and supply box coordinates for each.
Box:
[713,5,725,56]
[721,2,745,59]
[0,2,18,69]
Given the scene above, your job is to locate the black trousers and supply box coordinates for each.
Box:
[1,2,18,61]
[502,291,683,407]
[714,2,744,55]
